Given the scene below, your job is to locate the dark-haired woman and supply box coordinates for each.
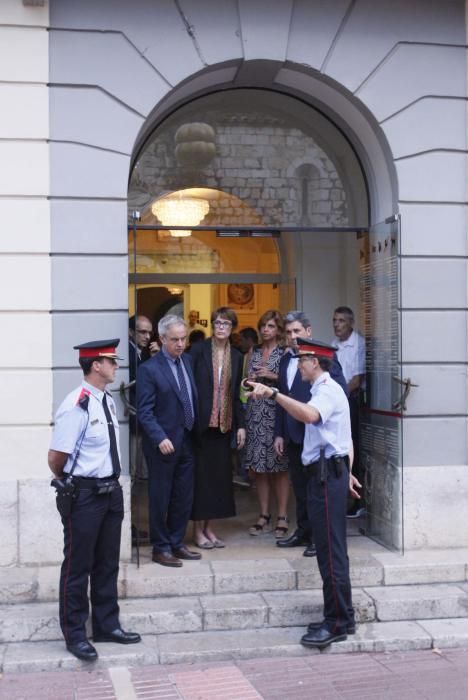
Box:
[190,307,245,548]
[245,309,289,538]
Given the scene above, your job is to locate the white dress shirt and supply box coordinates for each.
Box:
[301,372,352,465]
[332,330,365,385]
[286,349,299,390]
[50,380,120,478]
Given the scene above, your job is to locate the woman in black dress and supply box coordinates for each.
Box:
[190,307,246,548]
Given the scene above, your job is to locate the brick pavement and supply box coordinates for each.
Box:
[1,648,468,700]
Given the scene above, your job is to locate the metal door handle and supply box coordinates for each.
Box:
[392,376,418,412]
[110,380,136,416]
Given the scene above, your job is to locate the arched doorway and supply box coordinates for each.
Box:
[128,88,369,335]
[128,86,403,552]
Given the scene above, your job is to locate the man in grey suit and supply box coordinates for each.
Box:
[137,315,201,567]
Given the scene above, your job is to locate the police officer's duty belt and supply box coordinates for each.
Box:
[303,454,349,481]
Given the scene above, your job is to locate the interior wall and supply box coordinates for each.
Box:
[297,231,362,340]
[188,285,211,328]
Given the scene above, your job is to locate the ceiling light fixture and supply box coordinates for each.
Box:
[152,193,209,238]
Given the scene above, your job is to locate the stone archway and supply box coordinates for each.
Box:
[48,6,407,561]
[131,62,397,224]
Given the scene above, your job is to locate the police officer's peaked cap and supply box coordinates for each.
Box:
[74,339,123,360]
[294,337,335,360]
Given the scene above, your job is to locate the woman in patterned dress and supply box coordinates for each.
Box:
[244,310,289,538]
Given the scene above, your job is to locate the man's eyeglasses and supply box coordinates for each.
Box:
[213,320,232,328]
[136,329,152,335]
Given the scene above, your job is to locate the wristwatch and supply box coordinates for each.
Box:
[270,387,279,401]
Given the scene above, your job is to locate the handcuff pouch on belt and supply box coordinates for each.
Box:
[94,479,119,495]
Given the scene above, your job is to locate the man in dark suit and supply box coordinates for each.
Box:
[137,315,200,567]
[129,314,153,380]
[274,310,348,557]
[128,315,155,541]
[128,314,154,438]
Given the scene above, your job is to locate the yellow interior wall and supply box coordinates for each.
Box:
[129,282,280,331]
[188,284,212,327]
[129,228,282,330]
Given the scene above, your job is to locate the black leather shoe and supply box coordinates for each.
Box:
[301,626,347,649]
[66,640,98,661]
[94,628,141,644]
[307,620,355,635]
[276,532,308,548]
[303,543,317,557]
[172,546,202,560]
[152,550,182,567]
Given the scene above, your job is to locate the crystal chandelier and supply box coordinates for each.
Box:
[152,194,209,238]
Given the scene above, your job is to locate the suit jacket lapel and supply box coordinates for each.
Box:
[181,354,198,413]
[158,352,184,409]
[284,353,303,393]
[203,340,214,389]
[291,366,303,392]
[280,352,289,384]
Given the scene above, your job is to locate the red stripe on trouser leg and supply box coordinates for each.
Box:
[323,480,341,633]
[61,515,73,643]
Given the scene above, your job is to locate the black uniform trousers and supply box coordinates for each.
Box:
[307,463,354,633]
[59,483,124,645]
[145,431,194,553]
[287,442,313,543]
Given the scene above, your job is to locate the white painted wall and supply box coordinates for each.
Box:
[0,1,52,566]
[0,0,466,566]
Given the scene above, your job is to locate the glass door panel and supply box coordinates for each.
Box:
[127,228,280,275]
[359,217,403,551]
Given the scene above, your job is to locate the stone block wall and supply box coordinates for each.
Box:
[129,115,349,228]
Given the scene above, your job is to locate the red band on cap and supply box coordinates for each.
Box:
[297,344,334,360]
[79,346,116,358]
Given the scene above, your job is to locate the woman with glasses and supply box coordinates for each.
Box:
[245,309,289,538]
[190,307,246,548]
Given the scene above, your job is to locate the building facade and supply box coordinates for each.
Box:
[1,0,467,575]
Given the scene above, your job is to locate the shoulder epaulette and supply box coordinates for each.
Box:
[76,388,91,405]
[76,387,91,411]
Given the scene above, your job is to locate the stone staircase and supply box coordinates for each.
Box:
[1,539,468,673]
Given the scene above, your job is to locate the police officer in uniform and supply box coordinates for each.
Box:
[48,339,141,661]
[274,310,348,557]
[248,337,361,650]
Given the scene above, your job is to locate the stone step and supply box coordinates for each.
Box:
[1,551,467,605]
[3,619,468,673]
[0,555,388,605]
[364,583,468,621]
[0,590,374,643]
[2,583,468,644]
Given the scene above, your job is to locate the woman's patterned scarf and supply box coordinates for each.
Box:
[209,340,232,433]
